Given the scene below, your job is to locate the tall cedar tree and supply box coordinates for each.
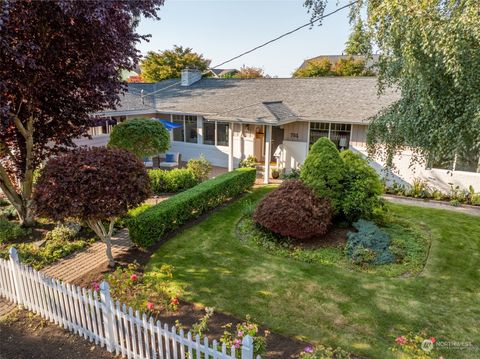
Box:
[33,147,150,266]
[0,0,164,226]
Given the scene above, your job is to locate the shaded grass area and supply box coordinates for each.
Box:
[146,186,480,358]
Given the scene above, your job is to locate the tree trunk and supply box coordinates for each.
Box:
[87,219,116,267]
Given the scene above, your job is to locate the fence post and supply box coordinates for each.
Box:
[100,281,115,352]
[241,335,254,359]
[9,247,24,307]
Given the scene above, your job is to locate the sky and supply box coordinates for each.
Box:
[136,0,355,78]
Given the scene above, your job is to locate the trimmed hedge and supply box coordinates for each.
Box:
[128,168,256,247]
[149,168,199,194]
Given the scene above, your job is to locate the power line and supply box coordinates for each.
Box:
[210,0,358,69]
[131,0,358,101]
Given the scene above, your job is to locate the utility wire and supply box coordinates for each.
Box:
[210,0,358,69]
[130,0,358,101]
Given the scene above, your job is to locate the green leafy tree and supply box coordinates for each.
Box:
[300,137,345,214]
[108,118,170,158]
[332,57,372,76]
[340,150,384,220]
[233,66,265,78]
[140,46,210,82]
[344,19,371,56]
[304,0,480,169]
[293,58,332,77]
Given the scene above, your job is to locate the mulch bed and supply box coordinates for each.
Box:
[293,226,351,250]
[0,309,117,359]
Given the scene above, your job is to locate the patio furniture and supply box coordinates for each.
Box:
[143,157,154,168]
[159,152,181,169]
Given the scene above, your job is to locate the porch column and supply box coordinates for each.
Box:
[264,125,272,184]
[228,122,234,171]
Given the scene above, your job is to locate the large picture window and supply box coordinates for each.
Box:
[172,115,184,142]
[185,115,198,143]
[217,122,229,146]
[309,122,351,150]
[203,120,215,145]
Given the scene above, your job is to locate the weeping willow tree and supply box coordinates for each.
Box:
[305,0,480,172]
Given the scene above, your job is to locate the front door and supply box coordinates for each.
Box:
[270,126,284,162]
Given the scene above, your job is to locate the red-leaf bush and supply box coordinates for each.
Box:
[34,147,150,221]
[33,147,150,265]
[252,180,332,240]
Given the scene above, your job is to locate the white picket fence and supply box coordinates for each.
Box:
[0,247,259,359]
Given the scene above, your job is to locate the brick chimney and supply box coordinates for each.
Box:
[181,68,202,86]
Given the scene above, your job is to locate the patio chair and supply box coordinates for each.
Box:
[159,152,182,169]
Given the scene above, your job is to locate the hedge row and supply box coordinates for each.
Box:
[128,168,256,247]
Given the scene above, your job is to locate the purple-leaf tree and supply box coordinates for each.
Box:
[0,0,164,226]
[33,147,151,266]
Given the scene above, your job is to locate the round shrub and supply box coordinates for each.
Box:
[187,154,212,182]
[252,180,332,240]
[340,150,384,220]
[108,118,170,158]
[300,137,345,214]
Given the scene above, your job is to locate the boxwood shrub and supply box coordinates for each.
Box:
[128,168,256,247]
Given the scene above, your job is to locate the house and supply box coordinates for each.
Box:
[79,69,480,191]
[207,68,238,78]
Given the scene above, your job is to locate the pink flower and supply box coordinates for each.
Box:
[130,274,138,282]
[237,331,244,338]
[146,302,154,311]
[170,297,179,306]
[91,281,100,292]
[304,346,314,353]
[430,337,436,343]
[395,336,407,345]
[233,339,241,349]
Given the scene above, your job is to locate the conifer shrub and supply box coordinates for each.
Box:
[300,138,345,214]
[253,180,332,240]
[340,150,384,220]
[346,219,395,266]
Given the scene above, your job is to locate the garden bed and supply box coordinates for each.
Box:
[236,213,430,278]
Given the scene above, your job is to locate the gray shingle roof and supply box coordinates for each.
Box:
[114,77,399,124]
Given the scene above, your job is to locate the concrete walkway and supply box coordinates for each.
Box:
[383,194,480,216]
[41,228,132,283]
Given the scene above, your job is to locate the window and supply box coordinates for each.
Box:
[430,152,480,173]
[172,115,184,142]
[330,123,351,150]
[185,115,198,143]
[309,122,351,150]
[203,119,215,145]
[309,122,329,147]
[217,122,229,146]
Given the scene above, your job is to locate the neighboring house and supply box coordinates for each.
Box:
[79,69,480,191]
[207,68,239,78]
[297,54,380,72]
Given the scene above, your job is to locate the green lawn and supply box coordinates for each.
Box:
[146,186,480,358]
